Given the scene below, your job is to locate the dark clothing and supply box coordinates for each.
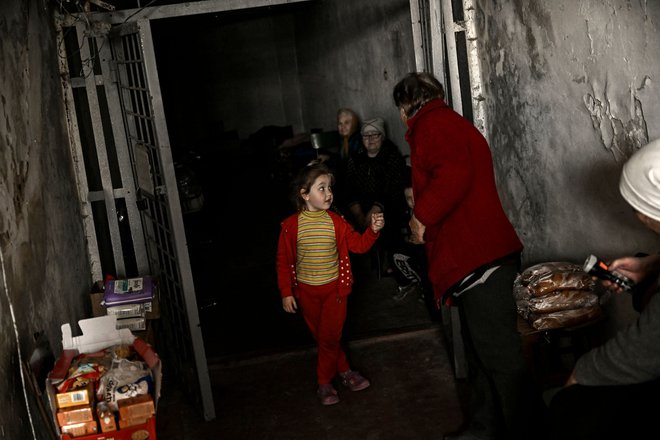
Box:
[404,99,523,303]
[343,139,408,265]
[574,285,660,384]
[344,138,407,218]
[549,379,660,440]
[458,263,545,439]
[340,131,362,160]
[549,287,660,438]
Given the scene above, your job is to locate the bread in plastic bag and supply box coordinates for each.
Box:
[530,305,602,331]
[527,290,599,315]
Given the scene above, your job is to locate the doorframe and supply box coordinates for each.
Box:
[408,0,488,380]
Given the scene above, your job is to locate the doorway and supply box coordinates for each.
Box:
[148,6,438,361]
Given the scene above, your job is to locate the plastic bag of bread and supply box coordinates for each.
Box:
[530,305,602,331]
[526,269,594,297]
[527,290,599,315]
[519,262,584,285]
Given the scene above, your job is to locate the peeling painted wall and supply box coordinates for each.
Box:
[0,0,92,436]
[477,0,660,265]
[476,0,660,330]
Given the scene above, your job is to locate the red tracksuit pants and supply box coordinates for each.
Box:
[297,280,350,385]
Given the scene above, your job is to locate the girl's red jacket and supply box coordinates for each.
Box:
[276,210,379,299]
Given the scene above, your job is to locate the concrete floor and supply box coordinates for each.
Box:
[151,140,573,439]
[156,326,467,440]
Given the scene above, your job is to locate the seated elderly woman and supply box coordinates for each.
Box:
[337,108,362,160]
[343,117,408,275]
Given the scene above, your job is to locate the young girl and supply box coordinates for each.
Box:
[276,162,385,405]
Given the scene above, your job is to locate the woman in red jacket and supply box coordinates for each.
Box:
[276,162,384,405]
[393,73,544,440]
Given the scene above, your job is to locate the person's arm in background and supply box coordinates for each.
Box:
[565,253,660,387]
[605,254,660,292]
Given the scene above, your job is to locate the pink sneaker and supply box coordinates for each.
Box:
[317,384,340,405]
[339,370,370,391]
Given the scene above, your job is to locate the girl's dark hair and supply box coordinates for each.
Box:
[393,72,445,119]
[290,161,335,211]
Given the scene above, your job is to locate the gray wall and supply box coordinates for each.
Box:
[153,0,415,152]
[294,0,415,153]
[0,0,93,436]
[476,0,660,328]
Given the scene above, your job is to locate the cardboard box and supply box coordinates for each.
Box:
[56,404,94,426]
[104,276,155,307]
[116,316,146,331]
[47,315,161,440]
[106,303,145,319]
[60,420,98,437]
[55,382,94,409]
[90,292,106,318]
[96,403,117,433]
[118,394,155,421]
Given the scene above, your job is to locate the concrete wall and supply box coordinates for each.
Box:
[294,0,416,154]
[476,0,660,328]
[477,0,660,264]
[153,0,415,154]
[0,0,92,436]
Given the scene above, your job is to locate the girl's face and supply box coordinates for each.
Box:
[338,113,354,137]
[302,175,333,212]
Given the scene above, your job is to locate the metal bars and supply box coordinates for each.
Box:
[110,20,216,421]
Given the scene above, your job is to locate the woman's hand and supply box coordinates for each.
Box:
[409,214,426,244]
[282,296,297,313]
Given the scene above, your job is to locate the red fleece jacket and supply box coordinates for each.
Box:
[276,210,379,299]
[405,99,523,303]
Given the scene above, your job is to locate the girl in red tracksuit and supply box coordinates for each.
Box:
[276,162,384,405]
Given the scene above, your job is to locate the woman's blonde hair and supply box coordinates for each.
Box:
[337,108,360,137]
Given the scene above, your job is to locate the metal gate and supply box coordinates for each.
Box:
[108,20,215,421]
[55,15,215,421]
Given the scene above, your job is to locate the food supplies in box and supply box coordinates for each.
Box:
[106,303,146,319]
[115,316,147,332]
[47,315,161,440]
[104,276,155,307]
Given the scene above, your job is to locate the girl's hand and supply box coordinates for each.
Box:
[282,296,297,313]
[371,212,385,233]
